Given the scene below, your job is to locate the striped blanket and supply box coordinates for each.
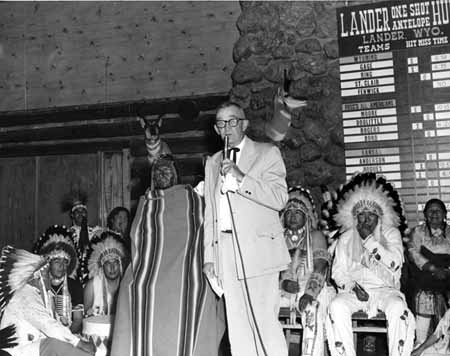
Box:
[111,184,224,356]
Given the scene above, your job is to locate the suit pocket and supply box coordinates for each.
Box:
[256,225,284,240]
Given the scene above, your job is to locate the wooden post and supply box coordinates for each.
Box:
[122,148,130,211]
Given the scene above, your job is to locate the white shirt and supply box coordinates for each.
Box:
[219,136,246,231]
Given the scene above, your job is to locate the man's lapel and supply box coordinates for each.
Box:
[237,137,257,173]
[210,153,222,204]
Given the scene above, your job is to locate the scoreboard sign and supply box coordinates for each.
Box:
[337,0,450,224]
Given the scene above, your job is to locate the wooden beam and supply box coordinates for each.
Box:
[0,137,131,157]
[0,113,217,144]
[0,93,225,159]
[0,93,227,127]
[130,134,222,157]
[0,133,223,158]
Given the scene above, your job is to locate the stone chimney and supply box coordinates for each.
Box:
[229,1,347,202]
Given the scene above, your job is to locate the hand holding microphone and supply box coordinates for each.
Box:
[221,135,244,193]
[223,135,229,160]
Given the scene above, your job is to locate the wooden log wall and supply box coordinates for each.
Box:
[0,1,239,248]
[0,157,36,249]
[0,94,227,248]
[0,1,239,111]
[0,154,100,250]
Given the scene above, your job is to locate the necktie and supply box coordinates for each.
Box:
[228,147,240,163]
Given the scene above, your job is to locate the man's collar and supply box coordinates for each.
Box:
[234,135,247,150]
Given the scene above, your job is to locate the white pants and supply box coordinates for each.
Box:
[220,232,288,356]
[416,315,432,344]
[279,284,335,356]
[326,291,415,356]
[303,285,335,356]
[422,345,449,356]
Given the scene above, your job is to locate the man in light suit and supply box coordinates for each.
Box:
[203,102,291,356]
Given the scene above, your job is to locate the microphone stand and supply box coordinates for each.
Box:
[223,137,269,356]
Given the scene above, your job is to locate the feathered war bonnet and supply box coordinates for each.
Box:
[33,225,79,276]
[0,247,47,350]
[333,172,407,233]
[281,186,318,229]
[0,246,47,317]
[84,232,127,280]
[61,188,88,214]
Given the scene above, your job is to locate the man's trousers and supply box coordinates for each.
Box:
[40,338,91,356]
[220,232,288,356]
[326,291,415,356]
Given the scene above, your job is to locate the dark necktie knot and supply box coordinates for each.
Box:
[228,147,240,163]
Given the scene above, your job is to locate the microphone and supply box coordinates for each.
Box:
[223,135,229,160]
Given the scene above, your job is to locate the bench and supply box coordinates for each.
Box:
[279,307,387,351]
[351,310,387,347]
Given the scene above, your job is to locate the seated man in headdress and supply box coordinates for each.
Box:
[33,225,84,334]
[0,246,95,356]
[111,155,225,356]
[326,173,415,356]
[280,186,334,356]
[83,231,128,316]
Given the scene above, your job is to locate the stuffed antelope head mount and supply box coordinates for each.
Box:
[138,115,172,165]
[265,87,307,142]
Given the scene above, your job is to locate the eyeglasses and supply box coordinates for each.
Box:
[215,118,244,128]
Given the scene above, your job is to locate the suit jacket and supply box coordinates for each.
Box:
[203,137,290,280]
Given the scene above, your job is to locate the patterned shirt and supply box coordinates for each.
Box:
[408,224,450,269]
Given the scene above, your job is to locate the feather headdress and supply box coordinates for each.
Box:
[0,246,47,318]
[61,188,88,213]
[281,186,317,229]
[33,225,79,276]
[333,172,406,233]
[84,232,127,280]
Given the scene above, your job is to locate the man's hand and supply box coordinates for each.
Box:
[281,279,300,294]
[221,159,244,182]
[298,294,314,312]
[85,307,94,317]
[76,339,96,355]
[353,282,369,302]
[356,224,372,240]
[203,263,215,279]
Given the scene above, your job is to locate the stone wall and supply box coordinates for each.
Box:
[230,1,347,202]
